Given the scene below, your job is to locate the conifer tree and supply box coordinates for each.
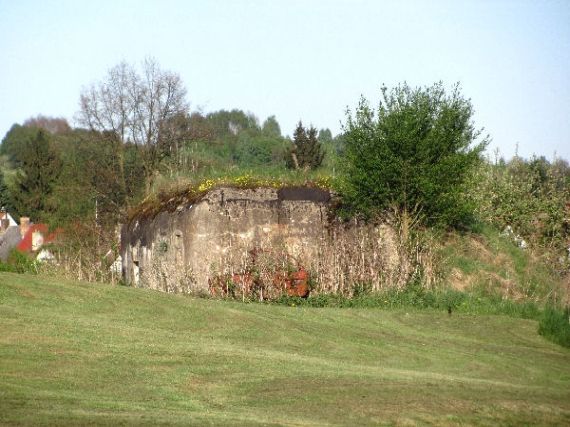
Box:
[13,130,61,220]
[286,121,325,170]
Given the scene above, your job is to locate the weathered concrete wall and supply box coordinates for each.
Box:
[121,186,409,295]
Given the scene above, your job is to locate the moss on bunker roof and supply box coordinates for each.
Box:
[127,176,333,224]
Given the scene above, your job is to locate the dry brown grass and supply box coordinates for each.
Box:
[441,224,566,304]
[204,214,442,300]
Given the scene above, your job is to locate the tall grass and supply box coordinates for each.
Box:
[274,285,542,319]
[538,306,570,348]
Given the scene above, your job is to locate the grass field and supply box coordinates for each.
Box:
[1,272,569,426]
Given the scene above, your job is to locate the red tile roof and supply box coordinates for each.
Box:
[16,224,58,253]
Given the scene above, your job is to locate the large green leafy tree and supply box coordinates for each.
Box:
[340,82,487,228]
[13,130,61,221]
[261,115,282,138]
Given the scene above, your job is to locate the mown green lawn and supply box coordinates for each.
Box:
[1,272,569,426]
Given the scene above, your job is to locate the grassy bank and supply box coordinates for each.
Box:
[1,272,569,426]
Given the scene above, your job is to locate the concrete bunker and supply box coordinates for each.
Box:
[121,186,407,296]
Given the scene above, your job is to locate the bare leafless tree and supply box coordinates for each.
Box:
[77,58,189,191]
[23,115,71,134]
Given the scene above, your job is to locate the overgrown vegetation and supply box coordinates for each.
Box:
[441,223,564,301]
[128,173,332,222]
[471,153,570,272]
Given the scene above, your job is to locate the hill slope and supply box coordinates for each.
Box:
[1,273,569,426]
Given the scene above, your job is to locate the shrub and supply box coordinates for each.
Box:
[339,82,487,228]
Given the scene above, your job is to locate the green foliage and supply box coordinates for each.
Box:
[0,124,40,165]
[0,250,37,274]
[276,286,542,319]
[0,169,14,213]
[123,143,146,201]
[158,110,294,178]
[538,306,570,348]
[319,132,346,173]
[470,154,570,261]
[339,82,487,228]
[317,128,333,145]
[1,122,146,226]
[206,109,259,138]
[286,121,325,170]
[49,130,129,225]
[12,130,61,221]
[261,115,282,138]
[234,133,287,167]
[80,91,337,213]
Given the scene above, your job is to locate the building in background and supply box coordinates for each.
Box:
[0,212,58,262]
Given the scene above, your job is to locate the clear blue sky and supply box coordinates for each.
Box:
[1,0,569,160]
